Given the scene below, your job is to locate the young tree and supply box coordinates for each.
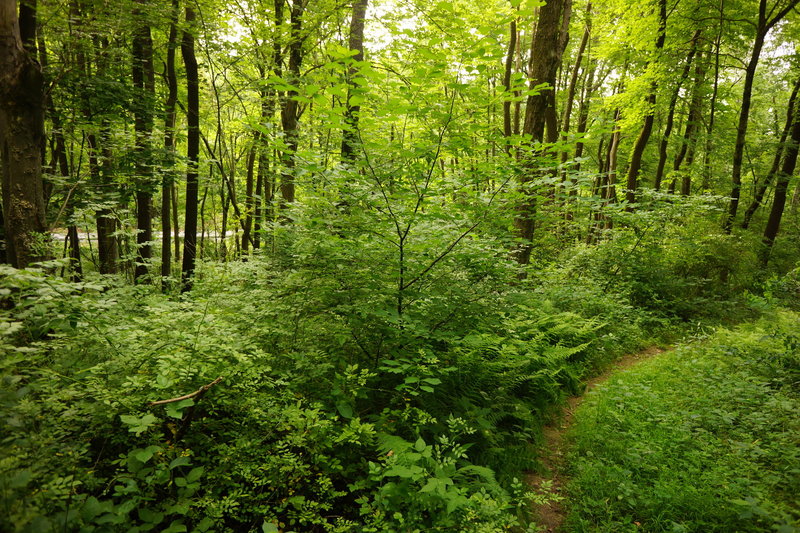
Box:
[0,0,48,268]
[181,5,199,291]
[623,0,666,208]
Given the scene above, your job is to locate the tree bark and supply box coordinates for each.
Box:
[132,0,155,281]
[162,0,179,281]
[723,0,800,232]
[624,0,667,209]
[0,0,48,268]
[181,5,199,291]
[514,0,569,265]
[742,71,800,229]
[654,29,701,191]
[674,49,707,195]
[341,0,368,161]
[279,0,304,206]
[762,73,800,264]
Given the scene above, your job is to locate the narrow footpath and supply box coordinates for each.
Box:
[527,346,666,532]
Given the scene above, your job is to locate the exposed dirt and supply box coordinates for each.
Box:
[526,346,666,532]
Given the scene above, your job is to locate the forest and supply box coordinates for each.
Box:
[1,0,799,530]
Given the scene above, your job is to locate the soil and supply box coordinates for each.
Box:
[526,345,665,532]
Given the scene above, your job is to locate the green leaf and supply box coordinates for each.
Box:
[165,398,194,419]
[120,413,158,436]
[336,401,354,419]
[162,520,187,533]
[262,523,279,533]
[134,445,161,464]
[186,466,204,483]
[138,508,164,524]
[414,437,426,452]
[169,456,191,470]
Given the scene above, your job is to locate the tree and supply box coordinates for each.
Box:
[623,0,666,209]
[340,0,369,161]
[0,0,48,268]
[514,0,571,265]
[132,0,155,281]
[762,72,800,263]
[722,0,800,232]
[181,5,199,291]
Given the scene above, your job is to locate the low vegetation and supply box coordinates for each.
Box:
[565,311,800,532]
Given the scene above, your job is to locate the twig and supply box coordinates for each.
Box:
[148,376,223,406]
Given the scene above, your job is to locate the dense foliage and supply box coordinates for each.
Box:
[565,310,800,532]
[2,0,800,530]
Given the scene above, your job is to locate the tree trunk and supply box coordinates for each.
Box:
[502,17,517,143]
[181,5,199,291]
[624,0,667,209]
[341,0,368,161]
[654,29,701,191]
[162,0,179,281]
[762,74,800,264]
[674,49,707,196]
[132,0,155,282]
[514,0,569,265]
[742,74,800,229]
[279,0,304,206]
[723,0,800,232]
[0,0,48,268]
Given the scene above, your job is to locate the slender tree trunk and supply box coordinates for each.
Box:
[560,3,590,164]
[624,0,667,209]
[279,0,304,206]
[674,49,707,195]
[162,0,179,281]
[242,144,256,255]
[0,0,48,268]
[181,5,199,291]
[341,0,368,161]
[742,74,800,229]
[503,17,517,143]
[723,0,800,231]
[654,29,701,191]
[132,0,155,281]
[762,74,800,264]
[702,0,724,191]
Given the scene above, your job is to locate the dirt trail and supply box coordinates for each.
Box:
[527,346,665,532]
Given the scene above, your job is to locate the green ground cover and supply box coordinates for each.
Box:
[565,311,800,533]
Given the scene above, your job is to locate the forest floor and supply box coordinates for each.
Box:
[527,345,666,532]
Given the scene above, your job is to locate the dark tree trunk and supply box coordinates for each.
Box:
[132,0,155,282]
[514,0,569,265]
[181,6,199,291]
[279,0,304,206]
[762,74,800,264]
[674,49,707,196]
[503,17,517,143]
[654,29,701,191]
[742,74,800,229]
[341,0,368,161]
[162,0,179,281]
[624,0,667,209]
[723,0,800,232]
[0,0,48,268]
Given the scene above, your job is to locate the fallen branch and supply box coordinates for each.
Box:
[148,376,223,406]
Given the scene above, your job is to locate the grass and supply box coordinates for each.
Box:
[563,310,800,533]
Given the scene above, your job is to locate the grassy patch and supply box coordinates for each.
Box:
[564,311,800,533]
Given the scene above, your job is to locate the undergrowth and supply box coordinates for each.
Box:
[564,310,800,533]
[0,213,782,531]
